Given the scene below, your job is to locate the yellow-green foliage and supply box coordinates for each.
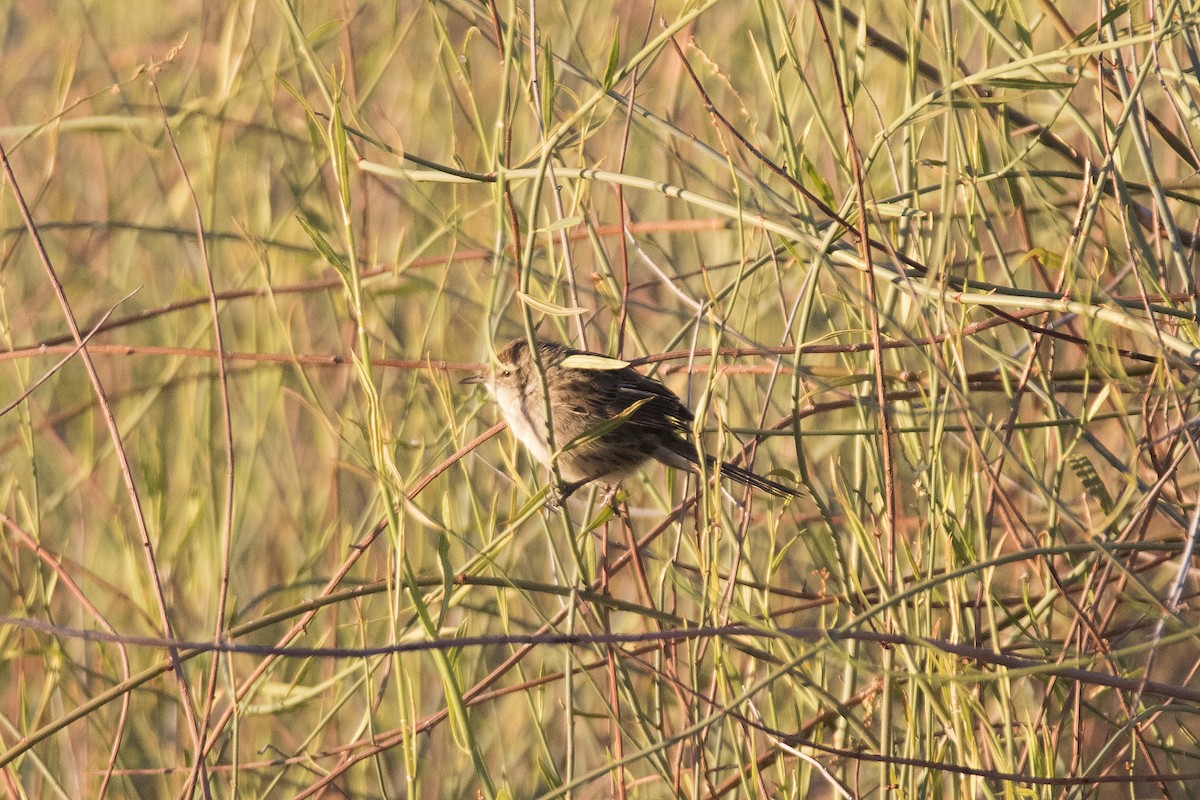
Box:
[2,1,1199,797]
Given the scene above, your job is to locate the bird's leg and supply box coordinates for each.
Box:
[599,483,623,508]
[547,478,587,509]
[548,474,627,509]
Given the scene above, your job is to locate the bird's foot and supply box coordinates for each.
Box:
[598,483,621,508]
[546,479,586,509]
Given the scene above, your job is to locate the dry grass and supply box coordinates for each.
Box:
[3,0,1200,797]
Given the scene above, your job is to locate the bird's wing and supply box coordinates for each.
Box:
[558,344,694,434]
[608,369,694,433]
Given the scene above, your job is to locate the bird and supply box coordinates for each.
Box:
[462,337,802,503]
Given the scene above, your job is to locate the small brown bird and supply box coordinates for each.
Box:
[462,338,802,502]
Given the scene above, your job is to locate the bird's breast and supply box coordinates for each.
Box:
[495,388,551,466]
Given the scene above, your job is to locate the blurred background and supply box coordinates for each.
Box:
[3,1,1200,797]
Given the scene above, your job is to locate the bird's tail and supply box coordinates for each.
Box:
[655,440,802,498]
[703,454,804,498]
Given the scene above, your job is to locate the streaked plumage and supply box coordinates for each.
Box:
[464,338,802,501]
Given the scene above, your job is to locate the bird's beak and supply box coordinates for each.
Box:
[460,372,488,386]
